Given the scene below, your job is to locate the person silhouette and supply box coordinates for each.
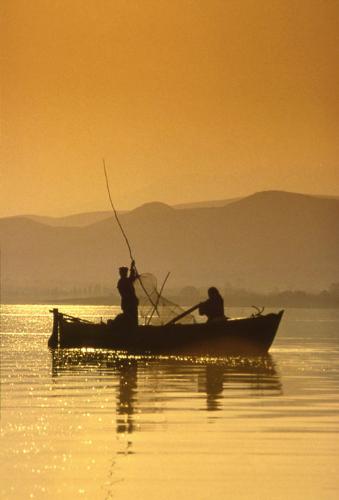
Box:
[117,260,139,327]
[199,287,227,322]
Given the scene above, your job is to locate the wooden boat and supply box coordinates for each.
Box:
[48,308,284,355]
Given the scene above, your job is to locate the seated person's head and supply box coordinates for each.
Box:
[208,287,219,299]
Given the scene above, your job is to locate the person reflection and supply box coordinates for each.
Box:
[205,364,225,411]
[202,356,282,412]
[116,359,137,434]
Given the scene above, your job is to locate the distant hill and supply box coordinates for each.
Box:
[22,200,239,227]
[17,192,338,227]
[173,197,241,209]
[1,190,338,301]
[24,210,114,227]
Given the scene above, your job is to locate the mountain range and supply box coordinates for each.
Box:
[21,197,240,227]
[1,190,338,301]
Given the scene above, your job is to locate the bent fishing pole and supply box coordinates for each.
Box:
[103,159,133,261]
[103,159,160,316]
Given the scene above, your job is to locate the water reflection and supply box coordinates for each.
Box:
[200,357,282,411]
[3,306,339,500]
[51,350,282,434]
[116,359,137,435]
[204,363,225,411]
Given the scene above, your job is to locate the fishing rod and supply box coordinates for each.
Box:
[102,159,159,315]
[103,159,134,262]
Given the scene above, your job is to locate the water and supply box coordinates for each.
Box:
[1,305,339,499]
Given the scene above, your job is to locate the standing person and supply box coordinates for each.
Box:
[199,287,227,323]
[117,260,139,326]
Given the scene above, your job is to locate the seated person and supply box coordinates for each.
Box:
[199,287,228,323]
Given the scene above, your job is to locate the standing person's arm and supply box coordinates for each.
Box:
[130,260,138,282]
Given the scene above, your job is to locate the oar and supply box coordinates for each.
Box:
[164,303,201,326]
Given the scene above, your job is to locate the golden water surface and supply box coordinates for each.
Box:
[1,306,339,499]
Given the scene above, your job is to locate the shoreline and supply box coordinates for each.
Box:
[2,297,338,309]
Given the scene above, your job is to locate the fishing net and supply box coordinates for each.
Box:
[135,273,196,326]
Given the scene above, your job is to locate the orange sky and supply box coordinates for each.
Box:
[1,0,338,217]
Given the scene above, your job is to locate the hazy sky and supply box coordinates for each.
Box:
[1,0,338,217]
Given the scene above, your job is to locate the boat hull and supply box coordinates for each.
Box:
[48,309,284,355]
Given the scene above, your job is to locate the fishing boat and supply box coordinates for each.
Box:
[48,164,284,355]
[48,308,284,355]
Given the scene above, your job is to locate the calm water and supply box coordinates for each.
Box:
[1,305,339,500]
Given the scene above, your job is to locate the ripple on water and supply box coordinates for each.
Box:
[1,305,339,499]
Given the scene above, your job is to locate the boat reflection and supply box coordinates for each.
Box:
[201,356,283,411]
[51,349,282,433]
